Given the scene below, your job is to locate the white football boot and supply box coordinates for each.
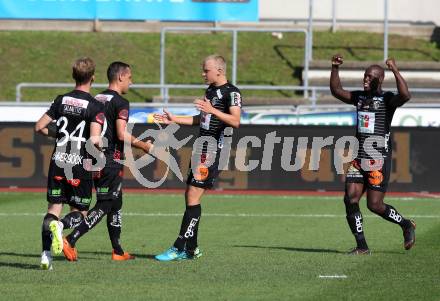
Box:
[40,250,53,270]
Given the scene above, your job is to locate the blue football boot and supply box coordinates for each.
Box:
[155,246,187,261]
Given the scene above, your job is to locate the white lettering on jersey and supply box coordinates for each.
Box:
[384,133,390,152]
[216,89,223,99]
[62,96,89,108]
[358,112,375,134]
[52,151,83,166]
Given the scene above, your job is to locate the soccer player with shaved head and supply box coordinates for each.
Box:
[330,54,416,255]
[153,54,242,261]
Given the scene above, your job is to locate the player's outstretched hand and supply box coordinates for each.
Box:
[385,58,398,72]
[332,54,344,66]
[153,109,174,124]
[194,97,214,114]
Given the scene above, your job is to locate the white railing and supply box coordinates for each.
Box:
[15,82,440,107]
[159,26,310,99]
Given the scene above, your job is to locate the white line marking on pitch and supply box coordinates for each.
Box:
[416,193,440,199]
[0,213,438,218]
[318,275,347,279]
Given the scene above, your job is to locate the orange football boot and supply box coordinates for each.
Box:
[62,237,78,261]
[112,250,135,261]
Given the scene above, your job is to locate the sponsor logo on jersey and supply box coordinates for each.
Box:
[63,105,84,115]
[372,100,381,110]
[211,96,220,106]
[62,96,89,108]
[230,91,241,107]
[384,133,390,152]
[358,112,375,134]
[216,89,223,99]
[118,109,129,121]
[372,96,383,101]
[95,94,114,103]
[95,112,105,125]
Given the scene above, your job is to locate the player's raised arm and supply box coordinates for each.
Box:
[194,97,241,129]
[386,58,411,107]
[153,109,200,126]
[330,54,354,105]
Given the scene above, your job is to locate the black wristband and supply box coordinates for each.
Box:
[47,122,57,138]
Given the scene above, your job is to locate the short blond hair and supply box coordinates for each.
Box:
[204,55,226,74]
[72,57,95,85]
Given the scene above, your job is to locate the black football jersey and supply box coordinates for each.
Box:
[95,89,130,168]
[46,90,105,179]
[199,82,242,140]
[351,90,398,160]
[194,82,242,163]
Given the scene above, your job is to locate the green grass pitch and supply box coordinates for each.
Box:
[0,192,439,300]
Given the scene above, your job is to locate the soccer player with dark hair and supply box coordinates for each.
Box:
[153,54,242,261]
[330,54,416,255]
[62,61,153,262]
[35,57,105,269]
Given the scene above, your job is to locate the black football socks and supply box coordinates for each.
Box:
[41,213,58,252]
[107,209,124,255]
[67,200,112,247]
[173,204,201,252]
[344,195,369,250]
[60,211,84,229]
[379,204,412,229]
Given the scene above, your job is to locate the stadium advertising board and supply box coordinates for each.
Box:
[0,123,437,192]
[0,0,258,22]
[3,105,439,127]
